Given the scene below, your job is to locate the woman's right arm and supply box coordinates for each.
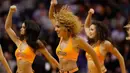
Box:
[5,5,20,46]
[49,0,57,25]
[105,41,126,73]
[84,8,94,36]
[0,45,12,73]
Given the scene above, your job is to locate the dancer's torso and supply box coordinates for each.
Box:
[56,37,79,72]
[86,42,107,73]
[15,41,36,73]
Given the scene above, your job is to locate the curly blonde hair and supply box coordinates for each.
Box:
[54,6,82,36]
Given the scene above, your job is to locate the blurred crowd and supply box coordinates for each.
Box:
[0,0,130,73]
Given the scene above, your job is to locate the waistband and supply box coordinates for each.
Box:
[59,68,78,73]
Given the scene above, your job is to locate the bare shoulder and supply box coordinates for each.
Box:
[103,40,114,50]
[37,40,45,49]
[72,36,83,42]
[103,40,112,46]
[71,36,82,51]
[72,36,86,44]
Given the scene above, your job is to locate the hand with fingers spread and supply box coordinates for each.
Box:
[51,0,57,5]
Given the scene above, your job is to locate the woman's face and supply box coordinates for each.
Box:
[88,24,97,39]
[20,23,26,35]
[54,22,67,37]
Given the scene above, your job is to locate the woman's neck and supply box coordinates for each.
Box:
[62,30,71,40]
[62,33,71,41]
[22,39,26,42]
[91,40,100,47]
[62,36,70,41]
[91,39,100,44]
[20,37,27,42]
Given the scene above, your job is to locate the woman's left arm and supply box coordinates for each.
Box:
[105,41,126,73]
[37,40,59,70]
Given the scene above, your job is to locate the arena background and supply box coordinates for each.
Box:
[0,0,129,73]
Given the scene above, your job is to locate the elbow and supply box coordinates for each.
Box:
[52,64,57,70]
[49,15,54,20]
[5,25,9,30]
[84,24,87,28]
[5,22,11,30]
[118,55,125,62]
[48,14,51,19]
[121,55,124,60]
[5,26,10,31]
[120,55,124,60]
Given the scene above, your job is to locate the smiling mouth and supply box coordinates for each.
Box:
[89,34,92,36]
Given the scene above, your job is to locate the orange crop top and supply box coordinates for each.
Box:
[86,44,105,64]
[15,42,36,63]
[56,37,79,61]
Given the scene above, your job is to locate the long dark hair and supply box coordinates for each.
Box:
[88,20,110,44]
[20,20,41,52]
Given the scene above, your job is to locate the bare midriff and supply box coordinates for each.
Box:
[87,60,106,73]
[16,60,33,73]
[59,58,77,71]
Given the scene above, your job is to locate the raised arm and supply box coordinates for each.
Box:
[5,5,20,46]
[37,40,59,70]
[105,41,126,73]
[49,0,57,25]
[84,8,94,36]
[0,45,12,73]
[75,37,102,73]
